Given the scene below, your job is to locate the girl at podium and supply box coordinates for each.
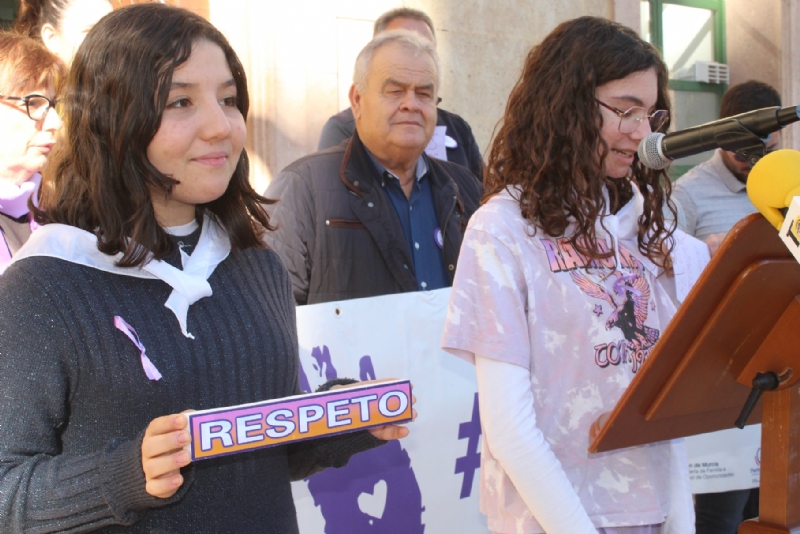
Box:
[442,16,693,534]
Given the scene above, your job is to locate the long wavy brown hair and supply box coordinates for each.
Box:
[485,16,675,268]
[34,4,275,268]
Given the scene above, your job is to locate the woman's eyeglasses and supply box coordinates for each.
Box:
[0,94,58,121]
[596,99,668,134]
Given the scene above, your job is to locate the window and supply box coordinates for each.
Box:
[642,0,727,178]
[0,0,18,30]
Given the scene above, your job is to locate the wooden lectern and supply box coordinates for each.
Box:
[589,213,800,534]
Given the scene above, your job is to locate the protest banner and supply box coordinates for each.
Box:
[289,286,759,533]
[291,288,488,533]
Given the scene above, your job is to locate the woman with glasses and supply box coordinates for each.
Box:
[15,0,113,65]
[0,5,410,533]
[0,32,64,272]
[442,17,692,534]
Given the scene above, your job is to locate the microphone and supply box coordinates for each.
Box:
[638,105,800,170]
[746,149,800,230]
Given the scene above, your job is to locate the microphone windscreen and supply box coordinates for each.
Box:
[638,133,670,170]
[747,149,800,229]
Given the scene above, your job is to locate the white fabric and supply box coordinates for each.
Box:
[442,186,687,532]
[597,527,662,534]
[10,214,230,338]
[476,354,598,534]
[165,219,200,236]
[664,438,695,534]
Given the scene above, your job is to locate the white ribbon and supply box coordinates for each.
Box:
[11,215,231,338]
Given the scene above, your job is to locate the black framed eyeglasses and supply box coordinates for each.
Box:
[596,98,668,134]
[0,93,57,121]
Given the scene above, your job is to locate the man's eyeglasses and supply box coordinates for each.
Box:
[596,99,668,134]
[0,94,58,121]
[732,149,776,164]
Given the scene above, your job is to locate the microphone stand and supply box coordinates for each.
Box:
[712,121,767,166]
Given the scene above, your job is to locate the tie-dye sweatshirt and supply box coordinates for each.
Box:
[442,187,684,533]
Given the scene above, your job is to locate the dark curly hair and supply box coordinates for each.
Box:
[35,4,275,268]
[719,80,781,119]
[485,16,675,268]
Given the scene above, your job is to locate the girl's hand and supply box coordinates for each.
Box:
[141,413,192,498]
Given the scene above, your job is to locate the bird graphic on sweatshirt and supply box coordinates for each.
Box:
[570,270,659,351]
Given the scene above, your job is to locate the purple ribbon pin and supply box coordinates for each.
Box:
[114,316,162,381]
[434,227,444,249]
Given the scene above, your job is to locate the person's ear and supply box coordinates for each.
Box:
[40,23,60,54]
[349,84,362,119]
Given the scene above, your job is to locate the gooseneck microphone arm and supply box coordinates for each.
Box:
[637,105,800,170]
[662,117,767,166]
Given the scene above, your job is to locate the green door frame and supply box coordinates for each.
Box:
[645,0,727,177]
[0,0,19,29]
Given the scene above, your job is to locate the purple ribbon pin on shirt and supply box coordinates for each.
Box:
[114,316,162,381]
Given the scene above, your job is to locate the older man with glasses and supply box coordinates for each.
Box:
[671,80,782,257]
[317,7,484,182]
[265,30,482,306]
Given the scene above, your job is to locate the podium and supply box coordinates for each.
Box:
[589,213,800,533]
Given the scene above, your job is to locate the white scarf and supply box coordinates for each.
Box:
[599,181,658,275]
[11,214,231,338]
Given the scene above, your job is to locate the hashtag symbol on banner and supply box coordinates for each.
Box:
[454,392,481,499]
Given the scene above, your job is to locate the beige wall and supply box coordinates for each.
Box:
[724,0,800,150]
[209,0,619,192]
[203,0,800,187]
[726,0,781,91]
[782,0,800,150]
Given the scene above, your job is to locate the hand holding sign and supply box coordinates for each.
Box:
[330,379,417,441]
[142,413,192,498]
[187,380,414,462]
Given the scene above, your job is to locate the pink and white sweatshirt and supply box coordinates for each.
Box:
[442,186,693,534]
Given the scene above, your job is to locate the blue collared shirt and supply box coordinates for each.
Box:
[367,151,448,291]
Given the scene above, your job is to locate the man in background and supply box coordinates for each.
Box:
[672,80,782,256]
[672,79,782,534]
[265,31,481,306]
[317,7,484,181]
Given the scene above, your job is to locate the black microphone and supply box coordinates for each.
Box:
[637,105,800,170]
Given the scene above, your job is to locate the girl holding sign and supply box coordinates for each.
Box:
[0,5,408,532]
[442,16,693,534]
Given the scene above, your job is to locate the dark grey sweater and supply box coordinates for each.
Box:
[0,227,383,533]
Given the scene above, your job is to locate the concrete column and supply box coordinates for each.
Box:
[782,0,800,150]
[727,0,781,89]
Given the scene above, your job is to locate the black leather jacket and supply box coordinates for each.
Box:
[265,131,483,305]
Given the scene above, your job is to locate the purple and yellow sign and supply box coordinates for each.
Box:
[186,380,413,461]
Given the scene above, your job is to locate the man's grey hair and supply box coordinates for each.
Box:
[353,30,440,93]
[373,7,435,42]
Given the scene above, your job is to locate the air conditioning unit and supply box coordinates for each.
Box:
[674,61,730,84]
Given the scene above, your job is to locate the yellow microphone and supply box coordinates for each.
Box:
[747,149,800,230]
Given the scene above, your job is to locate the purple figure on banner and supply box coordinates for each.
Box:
[300,345,338,394]
[455,393,481,499]
[301,348,424,533]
